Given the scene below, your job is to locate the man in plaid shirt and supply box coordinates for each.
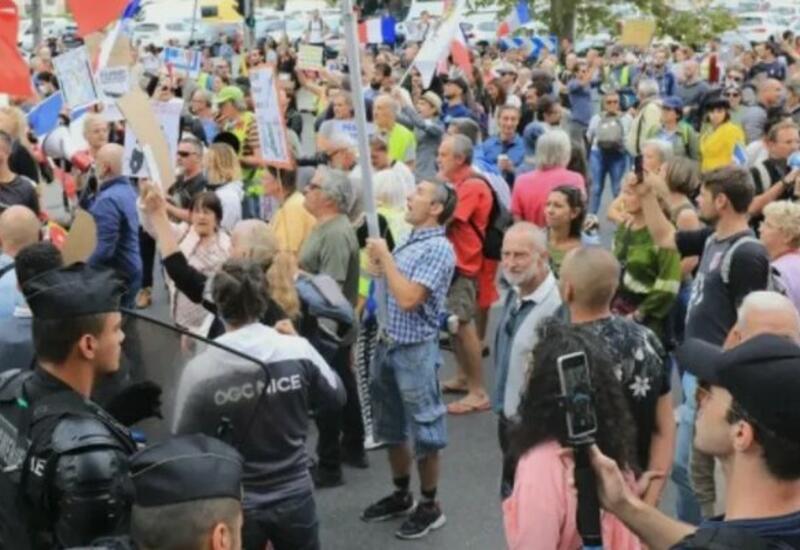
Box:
[362,180,456,540]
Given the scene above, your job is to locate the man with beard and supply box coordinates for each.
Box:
[492,222,562,497]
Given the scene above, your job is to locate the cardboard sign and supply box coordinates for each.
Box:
[329,119,374,142]
[250,68,292,168]
[297,44,324,71]
[96,66,130,121]
[620,19,656,48]
[163,47,203,77]
[53,46,99,109]
[61,209,97,266]
[117,89,179,191]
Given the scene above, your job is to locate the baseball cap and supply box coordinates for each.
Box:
[214,85,244,105]
[661,96,684,113]
[677,334,800,443]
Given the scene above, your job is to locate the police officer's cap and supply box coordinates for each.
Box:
[131,434,243,507]
[22,263,125,319]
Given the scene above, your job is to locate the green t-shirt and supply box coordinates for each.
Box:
[298,214,360,306]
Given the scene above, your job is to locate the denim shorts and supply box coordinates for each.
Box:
[370,338,447,457]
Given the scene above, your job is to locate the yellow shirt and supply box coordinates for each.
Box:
[271,191,317,254]
[699,121,745,173]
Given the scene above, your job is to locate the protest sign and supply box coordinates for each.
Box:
[163,47,203,77]
[61,209,97,266]
[96,66,130,121]
[117,89,179,190]
[53,46,99,109]
[329,119,374,142]
[620,19,656,48]
[250,68,292,168]
[297,44,325,71]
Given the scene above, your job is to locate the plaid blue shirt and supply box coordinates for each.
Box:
[386,226,455,344]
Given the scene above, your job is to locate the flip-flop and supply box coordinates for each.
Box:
[442,381,469,394]
[447,399,491,415]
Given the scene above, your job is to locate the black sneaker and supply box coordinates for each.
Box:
[395,501,446,540]
[361,492,416,522]
[311,464,344,488]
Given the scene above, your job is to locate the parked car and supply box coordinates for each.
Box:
[737,12,784,43]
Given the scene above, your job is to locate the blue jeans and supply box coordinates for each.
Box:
[672,371,702,524]
[589,148,628,214]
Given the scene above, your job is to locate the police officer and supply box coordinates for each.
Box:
[130,434,244,550]
[0,264,137,549]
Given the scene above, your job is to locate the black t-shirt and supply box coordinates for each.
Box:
[0,174,40,215]
[580,316,670,470]
[677,228,770,345]
[170,173,209,210]
[9,142,39,184]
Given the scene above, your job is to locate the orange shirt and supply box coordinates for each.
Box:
[446,165,493,278]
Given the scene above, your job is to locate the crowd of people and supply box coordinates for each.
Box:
[4,5,800,549]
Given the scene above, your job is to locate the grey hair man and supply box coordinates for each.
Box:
[627,79,663,157]
[494,222,562,497]
[534,128,572,170]
[299,165,365,488]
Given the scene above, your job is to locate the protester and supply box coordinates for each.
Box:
[559,246,675,505]
[544,186,590,276]
[168,135,210,221]
[87,143,142,309]
[503,320,642,550]
[0,107,39,184]
[130,435,244,550]
[586,90,630,214]
[493,223,562,498]
[361,180,456,540]
[206,142,244,232]
[298,166,364,486]
[373,94,416,169]
[511,129,585,227]
[0,205,40,318]
[748,120,800,224]
[625,79,662,159]
[398,90,445,181]
[760,201,800,311]
[651,96,700,160]
[741,78,784,144]
[263,166,316,255]
[476,105,525,187]
[173,259,345,550]
[0,131,40,215]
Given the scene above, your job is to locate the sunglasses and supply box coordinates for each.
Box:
[605,99,619,105]
[177,151,195,158]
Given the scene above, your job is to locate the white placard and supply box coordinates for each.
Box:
[123,99,182,178]
[297,44,324,71]
[250,68,292,168]
[96,66,130,122]
[162,47,203,77]
[53,46,99,110]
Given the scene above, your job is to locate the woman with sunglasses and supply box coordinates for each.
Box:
[698,96,745,173]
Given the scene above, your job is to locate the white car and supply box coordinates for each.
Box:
[737,12,784,43]
[461,10,502,43]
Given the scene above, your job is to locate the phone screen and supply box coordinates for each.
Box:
[558,352,598,441]
[634,155,644,182]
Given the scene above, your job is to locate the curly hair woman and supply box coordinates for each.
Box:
[503,320,643,550]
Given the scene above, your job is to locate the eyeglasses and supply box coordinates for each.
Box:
[177,151,195,158]
[725,92,741,98]
[605,99,619,105]
[305,183,322,192]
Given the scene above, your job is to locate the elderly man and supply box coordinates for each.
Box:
[0,205,40,318]
[494,222,562,497]
[299,166,364,487]
[748,120,800,225]
[476,106,524,188]
[189,88,219,143]
[742,79,785,144]
[0,131,39,215]
[625,79,662,158]
[437,135,494,414]
[560,246,675,506]
[362,180,456,540]
[373,94,416,169]
[676,59,710,114]
[88,144,142,309]
[168,135,208,221]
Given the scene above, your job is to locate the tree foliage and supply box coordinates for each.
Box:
[476,0,738,47]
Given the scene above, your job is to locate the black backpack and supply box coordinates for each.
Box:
[467,174,513,261]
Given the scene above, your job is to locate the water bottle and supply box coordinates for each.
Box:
[789,151,800,171]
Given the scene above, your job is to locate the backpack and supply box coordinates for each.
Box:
[295,273,356,361]
[596,115,625,152]
[467,174,513,261]
[719,235,786,295]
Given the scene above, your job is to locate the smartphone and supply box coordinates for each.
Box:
[634,155,644,183]
[557,352,598,442]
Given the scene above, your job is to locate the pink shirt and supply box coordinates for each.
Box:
[503,441,642,550]
[773,252,800,313]
[511,167,585,227]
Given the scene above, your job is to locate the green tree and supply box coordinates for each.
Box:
[478,0,737,47]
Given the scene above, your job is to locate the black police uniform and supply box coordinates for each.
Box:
[0,265,138,549]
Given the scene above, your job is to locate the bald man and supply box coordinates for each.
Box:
[742,78,785,143]
[560,247,675,507]
[87,143,142,308]
[373,94,416,169]
[0,205,41,318]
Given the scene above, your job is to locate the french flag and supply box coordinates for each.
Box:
[450,23,471,77]
[359,15,397,45]
[497,1,530,38]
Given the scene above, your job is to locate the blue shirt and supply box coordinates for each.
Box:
[441,103,474,126]
[476,135,526,173]
[673,511,800,549]
[386,226,455,344]
[567,79,594,127]
[0,254,21,319]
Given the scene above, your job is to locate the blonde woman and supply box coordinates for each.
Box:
[0,106,40,183]
[205,142,244,232]
[761,201,800,312]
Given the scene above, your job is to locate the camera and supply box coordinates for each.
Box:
[557,351,603,549]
